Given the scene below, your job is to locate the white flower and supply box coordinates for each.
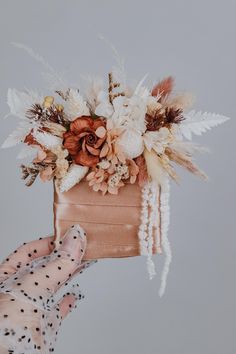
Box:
[143,127,171,155]
[117,128,144,159]
[95,90,114,118]
[64,89,90,121]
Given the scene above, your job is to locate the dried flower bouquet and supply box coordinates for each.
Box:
[2,69,229,295]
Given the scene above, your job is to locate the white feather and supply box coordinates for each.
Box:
[33,130,62,149]
[181,110,230,140]
[134,74,149,97]
[64,89,90,120]
[59,164,89,192]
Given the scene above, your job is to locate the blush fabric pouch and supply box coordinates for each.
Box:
[53,180,158,260]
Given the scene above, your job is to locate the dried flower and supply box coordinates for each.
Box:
[146,107,184,131]
[63,116,106,167]
[86,159,139,195]
[51,145,69,178]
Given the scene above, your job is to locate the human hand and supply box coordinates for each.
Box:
[0,224,96,354]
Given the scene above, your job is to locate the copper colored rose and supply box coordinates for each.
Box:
[63,116,106,167]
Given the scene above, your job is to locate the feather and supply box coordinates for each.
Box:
[152,76,174,98]
[59,164,89,192]
[166,148,208,180]
[143,149,167,185]
[181,110,230,140]
[170,140,209,156]
[64,89,90,120]
[159,155,179,183]
[98,34,126,88]
[32,130,62,149]
[134,74,149,97]
[84,76,104,111]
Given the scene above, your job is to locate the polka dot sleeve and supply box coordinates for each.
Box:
[0,225,96,354]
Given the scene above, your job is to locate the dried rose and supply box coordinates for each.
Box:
[63,116,106,168]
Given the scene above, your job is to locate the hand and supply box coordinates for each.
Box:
[0,224,96,354]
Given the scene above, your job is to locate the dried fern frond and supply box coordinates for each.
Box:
[108,72,125,104]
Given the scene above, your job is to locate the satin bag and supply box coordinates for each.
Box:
[53,180,159,260]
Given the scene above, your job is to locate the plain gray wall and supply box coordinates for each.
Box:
[0,1,235,353]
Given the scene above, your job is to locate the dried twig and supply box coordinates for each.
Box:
[108,72,125,104]
[20,162,55,187]
[21,164,40,187]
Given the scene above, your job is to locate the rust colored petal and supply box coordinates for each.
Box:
[75,150,99,167]
[93,119,105,130]
[63,134,80,156]
[70,116,93,134]
[24,132,39,146]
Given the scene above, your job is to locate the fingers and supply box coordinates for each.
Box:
[0,236,54,280]
[59,290,84,320]
[3,225,87,309]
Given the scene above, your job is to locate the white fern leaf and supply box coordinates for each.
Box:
[59,164,89,192]
[181,110,230,140]
[7,88,43,119]
[33,130,62,149]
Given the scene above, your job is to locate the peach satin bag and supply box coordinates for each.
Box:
[54,180,158,260]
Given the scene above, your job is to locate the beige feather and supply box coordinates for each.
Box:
[166,92,195,111]
[143,149,167,185]
[166,148,208,180]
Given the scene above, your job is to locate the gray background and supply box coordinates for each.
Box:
[0,1,235,353]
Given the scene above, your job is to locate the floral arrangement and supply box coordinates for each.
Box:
[2,74,229,194]
[2,68,229,295]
